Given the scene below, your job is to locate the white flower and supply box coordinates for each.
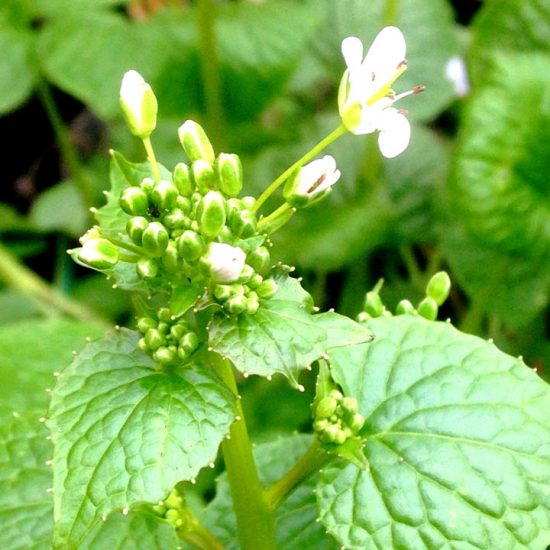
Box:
[284,155,341,207]
[338,27,424,158]
[120,70,158,139]
[203,243,246,284]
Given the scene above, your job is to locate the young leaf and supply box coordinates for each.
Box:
[317,316,550,549]
[171,282,205,317]
[48,329,235,548]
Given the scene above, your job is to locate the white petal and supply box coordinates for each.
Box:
[376,108,410,158]
[363,26,406,89]
[341,36,364,72]
[350,98,392,135]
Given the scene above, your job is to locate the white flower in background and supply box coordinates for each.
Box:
[338,26,424,158]
[283,155,341,207]
[120,70,158,139]
[202,243,246,284]
[445,56,470,98]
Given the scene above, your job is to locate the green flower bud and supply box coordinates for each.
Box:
[180,332,199,354]
[322,425,345,445]
[313,419,329,432]
[158,308,171,323]
[136,257,159,278]
[238,265,255,283]
[78,238,119,270]
[120,186,149,216]
[229,283,245,297]
[328,390,343,401]
[245,292,260,314]
[225,295,248,315]
[426,271,451,306]
[178,120,215,163]
[197,191,227,239]
[150,180,178,211]
[247,274,263,289]
[162,208,186,230]
[162,242,179,273]
[176,196,192,214]
[357,312,371,323]
[120,70,157,139]
[247,247,271,276]
[316,396,338,419]
[396,299,415,315]
[213,284,232,301]
[145,328,165,350]
[363,291,384,318]
[173,162,193,196]
[154,347,176,365]
[192,159,217,194]
[138,338,147,352]
[241,196,256,210]
[350,413,365,432]
[137,317,156,333]
[157,322,169,334]
[256,279,278,299]
[142,222,169,256]
[177,230,205,262]
[140,177,155,193]
[126,216,149,246]
[341,396,358,415]
[417,296,438,321]
[228,209,256,238]
[215,153,243,197]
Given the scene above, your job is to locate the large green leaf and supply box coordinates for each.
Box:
[201,434,337,550]
[0,412,52,550]
[208,275,372,388]
[0,319,103,420]
[48,329,235,548]
[317,316,550,549]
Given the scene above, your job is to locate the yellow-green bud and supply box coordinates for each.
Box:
[150,180,178,211]
[228,209,256,238]
[180,332,199,354]
[142,222,169,256]
[140,177,155,193]
[363,291,383,318]
[245,292,260,314]
[178,120,215,163]
[177,230,205,261]
[154,347,176,364]
[238,265,255,283]
[162,208,186,230]
[256,279,278,299]
[316,397,338,419]
[197,191,226,239]
[120,186,149,216]
[215,153,243,197]
[396,299,415,315]
[247,247,270,276]
[145,328,165,350]
[192,159,217,194]
[173,162,193,196]
[426,271,451,306]
[214,284,232,301]
[126,216,148,246]
[247,273,263,289]
[78,238,119,270]
[350,413,365,432]
[136,257,159,278]
[170,324,187,340]
[119,70,158,139]
[162,242,179,273]
[226,295,248,315]
[417,296,439,321]
[137,317,157,333]
[341,396,358,415]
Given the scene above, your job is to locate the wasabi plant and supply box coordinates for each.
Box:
[13,26,548,550]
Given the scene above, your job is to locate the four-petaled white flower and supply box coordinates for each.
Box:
[338,26,424,158]
[284,155,341,207]
[203,243,246,284]
[120,69,158,139]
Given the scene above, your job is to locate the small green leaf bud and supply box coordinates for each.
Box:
[162,242,179,273]
[136,257,159,279]
[395,299,415,315]
[177,230,205,262]
[78,238,119,270]
[215,153,243,197]
[145,328,165,350]
[426,271,451,306]
[173,162,193,196]
[214,284,232,301]
[197,191,226,238]
[150,180,178,211]
[137,317,156,333]
[341,396,358,415]
[126,216,149,246]
[200,243,246,284]
[192,159,217,194]
[153,347,176,365]
[180,332,199,354]
[247,274,263,289]
[256,279,278,299]
[245,292,260,314]
[246,247,271,276]
[178,120,215,163]
[120,186,149,216]
[364,291,384,318]
[316,396,338,419]
[120,70,157,139]
[238,265,255,283]
[142,222,169,256]
[229,210,256,238]
[225,295,248,315]
[417,296,438,320]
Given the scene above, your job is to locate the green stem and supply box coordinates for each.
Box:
[196,0,224,149]
[105,236,148,257]
[256,202,293,233]
[265,439,330,510]
[383,0,399,26]
[142,137,161,181]
[36,78,95,207]
[209,353,277,550]
[175,504,225,550]
[399,245,423,291]
[253,124,348,213]
[0,242,109,328]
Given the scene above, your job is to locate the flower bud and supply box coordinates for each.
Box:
[316,397,338,419]
[126,216,149,246]
[341,396,358,415]
[197,191,226,239]
[350,413,365,432]
[120,70,158,139]
[154,347,176,365]
[241,196,256,210]
[136,257,159,279]
[363,291,383,318]
[145,328,165,350]
[178,120,215,163]
[180,332,199,354]
[238,265,255,283]
[192,160,217,194]
[256,279,278,299]
[170,324,187,341]
[246,247,271,276]
[177,230,205,262]
[150,180,179,211]
[120,186,149,216]
[142,222,169,256]
[228,209,256,238]
[215,153,243,197]
[245,291,260,314]
[140,177,155,193]
[247,274,263,290]
[173,162,193,196]
[176,196,192,214]
[162,208,186,230]
[200,243,246,284]
[78,238,119,270]
[162,242,179,273]
[225,295,248,315]
[137,317,156,333]
[417,296,438,321]
[396,299,415,315]
[426,271,451,306]
[213,284,232,301]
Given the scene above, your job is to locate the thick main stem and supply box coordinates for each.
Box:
[210,354,277,550]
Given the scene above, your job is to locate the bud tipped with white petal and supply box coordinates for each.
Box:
[200,243,246,284]
[78,238,119,270]
[120,70,158,139]
[178,120,215,163]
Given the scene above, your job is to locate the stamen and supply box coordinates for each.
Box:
[397,59,407,70]
[307,173,327,194]
[397,108,409,116]
[394,85,425,102]
[371,72,376,82]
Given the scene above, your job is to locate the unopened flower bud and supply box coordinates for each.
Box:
[200,243,246,284]
[341,396,358,415]
[256,279,278,299]
[142,222,169,256]
[173,162,193,196]
[120,70,158,139]
[120,186,149,216]
[247,274,263,289]
[162,242,179,273]
[238,265,255,283]
[150,180,178,211]
[395,299,415,315]
[426,271,451,306]
[228,209,256,238]
[126,216,149,246]
[170,324,187,340]
[145,328,165,350]
[316,397,338,419]
[246,247,270,276]
[225,295,248,315]
[137,317,157,333]
[140,177,155,193]
[363,291,384,318]
[177,230,205,261]
[350,413,365,432]
[213,284,232,301]
[192,160,217,194]
[178,120,215,163]
[245,292,260,314]
[78,238,119,270]
[215,153,243,197]
[197,191,226,239]
[154,347,176,365]
[180,332,199,354]
[136,257,159,279]
[162,208,186,230]
[417,296,438,321]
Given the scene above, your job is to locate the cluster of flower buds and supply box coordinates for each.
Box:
[137,308,199,366]
[151,489,185,529]
[313,390,365,447]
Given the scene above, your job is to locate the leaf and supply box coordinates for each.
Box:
[171,282,205,317]
[208,275,372,388]
[0,412,53,550]
[0,319,103,421]
[317,315,550,549]
[201,434,338,550]
[48,328,235,548]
